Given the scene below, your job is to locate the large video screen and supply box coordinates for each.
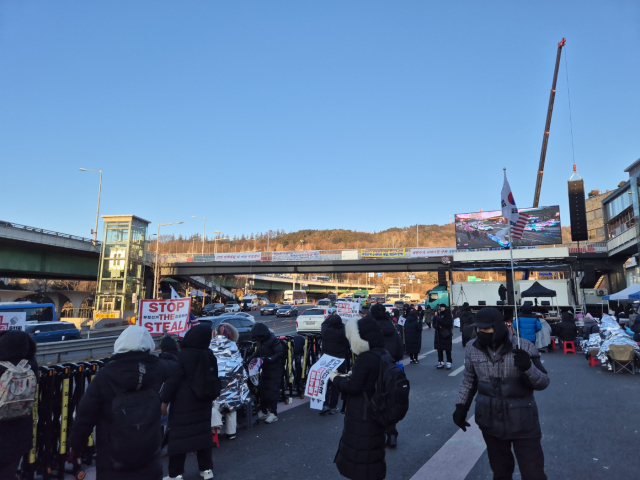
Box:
[455,205,561,250]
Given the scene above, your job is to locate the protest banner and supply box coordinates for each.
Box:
[139,298,192,335]
[214,252,262,262]
[305,354,345,410]
[360,248,406,259]
[410,247,457,258]
[0,312,26,331]
[271,250,320,261]
[336,301,360,321]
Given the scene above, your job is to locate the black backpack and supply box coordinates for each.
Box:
[363,349,410,427]
[108,364,161,471]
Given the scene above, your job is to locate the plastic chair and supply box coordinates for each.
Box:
[212,429,220,448]
[563,341,576,354]
[550,338,557,351]
[588,355,599,367]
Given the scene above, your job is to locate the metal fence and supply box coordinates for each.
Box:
[0,220,99,245]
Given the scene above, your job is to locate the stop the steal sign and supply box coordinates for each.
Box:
[139,298,192,335]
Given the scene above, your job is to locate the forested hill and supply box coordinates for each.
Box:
[157,224,573,253]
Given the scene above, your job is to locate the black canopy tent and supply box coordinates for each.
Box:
[520,281,558,312]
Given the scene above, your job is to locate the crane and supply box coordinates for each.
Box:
[532,37,566,208]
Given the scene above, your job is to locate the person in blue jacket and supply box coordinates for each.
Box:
[515,304,542,343]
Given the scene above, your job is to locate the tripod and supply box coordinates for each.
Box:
[456,285,468,306]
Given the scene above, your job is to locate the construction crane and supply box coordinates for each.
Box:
[532,38,566,208]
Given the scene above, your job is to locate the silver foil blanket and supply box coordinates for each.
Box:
[210,335,250,411]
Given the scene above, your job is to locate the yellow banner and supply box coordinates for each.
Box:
[94,312,117,319]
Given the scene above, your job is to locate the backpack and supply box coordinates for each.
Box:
[0,360,37,421]
[363,349,410,427]
[108,363,161,471]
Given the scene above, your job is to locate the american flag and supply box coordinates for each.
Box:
[511,213,530,240]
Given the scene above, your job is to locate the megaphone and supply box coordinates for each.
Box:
[216,322,239,342]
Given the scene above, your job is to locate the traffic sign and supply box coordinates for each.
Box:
[441,256,451,264]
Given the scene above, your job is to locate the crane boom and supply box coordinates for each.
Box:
[533,38,566,208]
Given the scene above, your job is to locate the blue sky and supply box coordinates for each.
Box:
[2,1,639,241]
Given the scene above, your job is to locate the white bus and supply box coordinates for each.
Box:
[311,276,331,282]
[283,290,307,305]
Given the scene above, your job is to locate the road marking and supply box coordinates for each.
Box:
[448,365,465,376]
[410,415,486,480]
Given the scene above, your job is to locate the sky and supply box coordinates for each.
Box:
[1,1,639,242]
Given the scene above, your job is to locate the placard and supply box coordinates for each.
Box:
[139,298,192,335]
[305,355,345,410]
[0,312,26,331]
[336,301,361,321]
[271,251,319,262]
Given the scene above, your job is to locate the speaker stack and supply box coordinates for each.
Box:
[567,177,588,242]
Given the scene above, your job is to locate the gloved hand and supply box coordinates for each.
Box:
[452,404,470,432]
[513,348,532,372]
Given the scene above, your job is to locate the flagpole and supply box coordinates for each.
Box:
[504,167,521,349]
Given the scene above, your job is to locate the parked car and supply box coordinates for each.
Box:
[232,312,256,322]
[260,303,280,316]
[225,302,241,313]
[296,308,331,333]
[202,303,225,316]
[25,321,81,343]
[316,299,332,308]
[276,305,299,317]
[393,301,405,312]
[383,303,395,314]
[196,315,255,342]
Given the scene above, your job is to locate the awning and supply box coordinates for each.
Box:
[520,281,557,298]
[605,283,640,300]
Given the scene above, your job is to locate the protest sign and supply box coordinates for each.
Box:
[398,316,406,326]
[271,250,319,261]
[0,312,26,331]
[305,354,345,410]
[139,298,192,335]
[214,252,262,262]
[336,301,360,321]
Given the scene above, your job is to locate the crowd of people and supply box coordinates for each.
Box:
[0,299,556,480]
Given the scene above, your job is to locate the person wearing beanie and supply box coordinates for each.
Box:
[556,311,579,345]
[369,303,404,448]
[453,307,549,480]
[159,334,179,362]
[331,317,386,480]
[514,305,542,344]
[459,303,475,347]
[433,304,453,369]
[0,331,38,479]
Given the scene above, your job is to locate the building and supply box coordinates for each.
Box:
[586,190,614,241]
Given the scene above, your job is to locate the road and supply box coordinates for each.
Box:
[248,303,317,336]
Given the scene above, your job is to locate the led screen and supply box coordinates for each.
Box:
[455,205,562,250]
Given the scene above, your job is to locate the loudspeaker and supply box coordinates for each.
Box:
[478,301,486,306]
[582,264,596,287]
[541,301,551,306]
[523,301,533,307]
[497,301,505,306]
[437,268,447,287]
[568,179,588,241]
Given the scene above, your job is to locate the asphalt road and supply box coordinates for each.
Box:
[166,326,640,480]
[249,303,317,336]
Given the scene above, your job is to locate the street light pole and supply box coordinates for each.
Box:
[192,216,206,255]
[417,223,419,247]
[214,231,222,254]
[79,168,103,245]
[154,221,183,299]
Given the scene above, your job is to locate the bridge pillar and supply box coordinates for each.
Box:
[51,290,94,317]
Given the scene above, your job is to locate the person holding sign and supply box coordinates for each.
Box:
[331,316,387,480]
[246,323,284,424]
[319,313,350,415]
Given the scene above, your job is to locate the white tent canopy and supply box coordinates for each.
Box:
[602,283,640,301]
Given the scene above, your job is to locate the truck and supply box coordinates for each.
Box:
[241,294,260,311]
[283,290,307,305]
[425,286,450,310]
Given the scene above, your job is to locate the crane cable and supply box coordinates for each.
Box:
[563,46,576,166]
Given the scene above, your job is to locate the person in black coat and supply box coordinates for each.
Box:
[370,303,403,448]
[247,322,284,423]
[0,331,38,479]
[459,303,475,347]
[556,312,579,344]
[331,316,387,480]
[161,324,220,480]
[321,314,351,415]
[68,326,168,480]
[404,312,423,364]
[424,305,433,329]
[159,334,179,362]
[417,305,425,324]
[434,304,454,369]
[498,284,507,303]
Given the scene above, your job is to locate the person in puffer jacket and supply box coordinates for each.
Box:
[514,305,542,343]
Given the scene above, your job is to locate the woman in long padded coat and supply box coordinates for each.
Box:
[403,311,422,364]
[161,325,221,480]
[433,304,453,370]
[332,316,387,480]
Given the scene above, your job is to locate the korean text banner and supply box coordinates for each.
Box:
[214,252,262,262]
[360,249,406,259]
[0,312,26,331]
[271,251,320,262]
[336,301,361,321]
[410,247,457,258]
[305,355,345,410]
[139,298,192,335]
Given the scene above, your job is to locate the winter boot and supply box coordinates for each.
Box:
[446,362,452,370]
[265,413,278,424]
[200,470,214,479]
[258,411,268,420]
[319,406,332,416]
[436,362,444,369]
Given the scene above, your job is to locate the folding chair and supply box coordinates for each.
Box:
[609,345,636,375]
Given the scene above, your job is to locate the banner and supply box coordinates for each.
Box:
[410,247,457,258]
[305,354,345,410]
[139,298,192,335]
[336,301,361,321]
[214,252,262,262]
[360,249,406,259]
[0,312,26,331]
[271,250,319,262]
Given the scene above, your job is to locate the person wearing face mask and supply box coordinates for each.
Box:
[433,304,453,369]
[453,307,549,480]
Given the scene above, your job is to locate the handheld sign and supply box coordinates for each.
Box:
[139,298,192,335]
[305,354,345,410]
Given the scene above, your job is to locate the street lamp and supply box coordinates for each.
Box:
[79,168,103,245]
[154,222,183,299]
[214,231,222,254]
[191,216,206,255]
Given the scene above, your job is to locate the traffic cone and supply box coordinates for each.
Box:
[273,322,276,329]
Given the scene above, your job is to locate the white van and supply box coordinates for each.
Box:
[241,295,260,311]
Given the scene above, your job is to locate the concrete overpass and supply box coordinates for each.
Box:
[218,274,373,294]
[0,222,100,279]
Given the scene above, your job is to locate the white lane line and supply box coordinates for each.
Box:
[452,335,462,344]
[410,415,486,480]
[448,365,465,377]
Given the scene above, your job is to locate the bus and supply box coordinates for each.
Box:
[311,276,331,282]
[352,290,369,306]
[0,302,57,330]
[283,290,308,305]
[367,293,386,305]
